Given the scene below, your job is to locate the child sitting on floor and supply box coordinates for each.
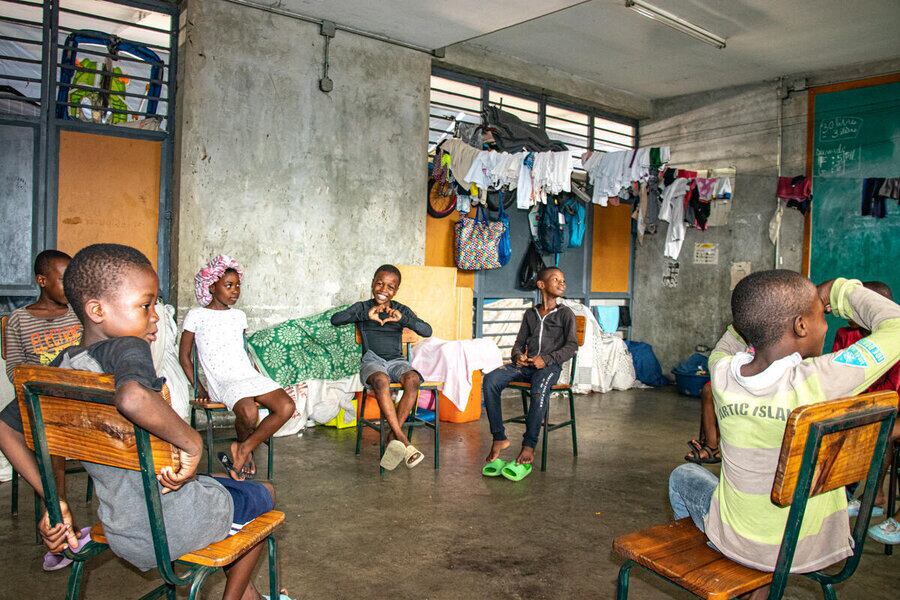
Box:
[45,243,284,600]
[179,255,294,480]
[482,267,578,478]
[669,270,900,599]
[0,249,89,570]
[330,264,433,470]
[831,281,900,543]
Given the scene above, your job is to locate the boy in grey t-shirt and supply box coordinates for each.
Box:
[44,244,278,598]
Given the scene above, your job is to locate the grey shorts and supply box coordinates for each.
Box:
[360,350,421,386]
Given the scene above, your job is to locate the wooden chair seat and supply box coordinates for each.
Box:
[613,518,772,600]
[90,509,285,567]
[386,381,442,389]
[190,400,227,410]
[508,381,572,391]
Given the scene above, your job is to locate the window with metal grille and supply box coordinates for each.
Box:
[428,69,636,158]
[429,74,481,150]
[545,103,589,170]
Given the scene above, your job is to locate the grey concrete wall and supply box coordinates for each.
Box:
[632,58,900,371]
[632,81,807,372]
[175,0,430,329]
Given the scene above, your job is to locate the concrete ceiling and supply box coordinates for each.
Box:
[275,0,588,50]
[462,0,900,99]
[285,0,900,101]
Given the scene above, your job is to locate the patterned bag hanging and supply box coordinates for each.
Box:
[455,205,504,270]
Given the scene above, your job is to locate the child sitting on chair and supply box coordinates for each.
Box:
[330,265,432,470]
[47,243,283,600]
[830,281,900,543]
[1,249,88,570]
[668,271,900,599]
[482,267,578,476]
[179,255,294,480]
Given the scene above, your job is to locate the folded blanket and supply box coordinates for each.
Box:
[411,337,503,411]
[246,305,361,386]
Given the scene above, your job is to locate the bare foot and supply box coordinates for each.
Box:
[486,439,511,462]
[741,585,770,600]
[516,446,534,465]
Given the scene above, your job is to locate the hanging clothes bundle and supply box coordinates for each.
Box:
[861,177,900,218]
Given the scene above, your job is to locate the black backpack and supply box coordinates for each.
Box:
[536,197,567,255]
[518,241,547,290]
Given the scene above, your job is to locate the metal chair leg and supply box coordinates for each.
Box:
[267,535,279,600]
[34,492,41,543]
[818,581,838,600]
[267,436,274,481]
[378,409,386,476]
[433,389,440,469]
[187,566,214,600]
[86,476,94,502]
[568,390,578,456]
[66,559,89,600]
[540,397,550,472]
[616,560,634,600]
[355,391,366,455]
[10,469,18,516]
[205,409,215,474]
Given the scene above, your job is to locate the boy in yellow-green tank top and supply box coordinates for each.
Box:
[668,271,900,599]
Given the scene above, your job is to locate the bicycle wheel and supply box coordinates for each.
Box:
[486,189,515,211]
[427,177,457,218]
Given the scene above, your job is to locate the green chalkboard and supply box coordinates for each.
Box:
[811,81,900,350]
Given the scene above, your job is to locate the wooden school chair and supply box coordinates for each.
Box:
[503,314,587,471]
[188,339,275,480]
[14,364,284,600]
[612,390,898,600]
[1,314,92,538]
[354,326,443,475]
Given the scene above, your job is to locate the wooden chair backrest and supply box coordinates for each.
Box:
[1,314,8,361]
[771,391,898,506]
[354,326,419,347]
[13,364,179,473]
[574,315,586,347]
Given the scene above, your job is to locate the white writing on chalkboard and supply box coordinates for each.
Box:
[815,144,860,175]
[818,117,863,142]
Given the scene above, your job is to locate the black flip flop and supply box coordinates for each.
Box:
[217,452,250,480]
[684,440,721,465]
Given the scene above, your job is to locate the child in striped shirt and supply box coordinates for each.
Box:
[668,271,900,598]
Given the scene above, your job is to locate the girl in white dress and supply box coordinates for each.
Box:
[179,255,294,480]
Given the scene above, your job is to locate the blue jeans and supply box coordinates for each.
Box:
[669,463,718,531]
[482,364,562,448]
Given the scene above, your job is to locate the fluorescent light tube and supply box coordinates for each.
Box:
[625,0,726,49]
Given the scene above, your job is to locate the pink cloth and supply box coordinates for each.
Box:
[696,178,716,200]
[194,255,244,307]
[410,337,503,411]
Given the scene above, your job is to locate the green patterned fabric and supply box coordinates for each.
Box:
[246,305,361,386]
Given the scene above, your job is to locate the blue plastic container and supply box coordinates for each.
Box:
[673,372,710,397]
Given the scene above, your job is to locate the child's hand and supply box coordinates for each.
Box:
[382,308,402,324]
[195,383,210,404]
[38,500,81,553]
[368,304,386,326]
[158,447,201,494]
[816,279,835,314]
[516,352,530,367]
[531,355,546,369]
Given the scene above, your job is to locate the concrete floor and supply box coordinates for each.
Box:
[0,387,897,599]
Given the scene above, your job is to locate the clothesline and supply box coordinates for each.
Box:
[437,137,575,209]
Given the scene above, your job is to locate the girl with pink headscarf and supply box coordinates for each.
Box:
[179,255,295,480]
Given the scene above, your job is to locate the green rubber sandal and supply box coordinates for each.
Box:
[482,458,509,477]
[501,462,533,482]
